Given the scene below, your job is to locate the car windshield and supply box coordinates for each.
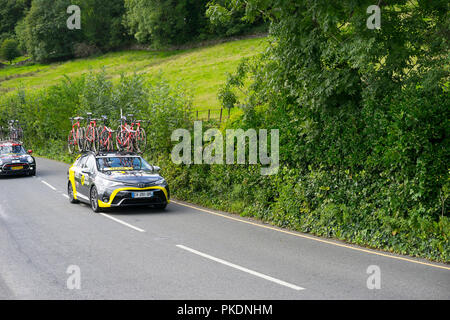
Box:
[96,157,153,171]
[0,145,26,155]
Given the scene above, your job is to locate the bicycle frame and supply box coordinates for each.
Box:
[99,117,114,151]
[117,117,137,152]
[70,118,83,144]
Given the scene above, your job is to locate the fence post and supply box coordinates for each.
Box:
[196,110,199,120]
[208,109,210,121]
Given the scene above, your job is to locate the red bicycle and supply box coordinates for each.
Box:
[116,115,137,152]
[132,118,147,153]
[84,113,100,153]
[67,116,85,154]
[98,115,115,152]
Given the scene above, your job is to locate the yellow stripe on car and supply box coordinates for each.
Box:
[98,186,170,208]
[68,166,78,200]
[68,155,81,200]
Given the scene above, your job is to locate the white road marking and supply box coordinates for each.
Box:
[176,244,305,291]
[40,180,57,191]
[34,174,145,233]
[98,213,146,233]
[172,200,450,271]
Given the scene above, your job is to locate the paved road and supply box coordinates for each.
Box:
[0,157,449,299]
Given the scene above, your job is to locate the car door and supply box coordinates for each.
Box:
[79,155,96,197]
[74,155,88,200]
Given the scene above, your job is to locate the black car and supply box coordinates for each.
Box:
[0,141,36,176]
[67,152,169,212]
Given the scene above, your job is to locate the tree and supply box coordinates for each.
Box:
[123,0,209,47]
[211,0,449,233]
[21,0,81,62]
[0,0,32,43]
[0,39,20,64]
[76,0,131,51]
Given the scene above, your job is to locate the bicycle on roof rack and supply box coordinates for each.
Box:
[115,114,149,153]
[116,114,137,153]
[67,116,85,154]
[67,113,149,154]
[98,115,115,152]
[84,112,101,153]
[8,120,24,142]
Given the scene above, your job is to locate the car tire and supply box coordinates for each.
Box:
[90,185,102,213]
[68,182,79,204]
[154,203,167,210]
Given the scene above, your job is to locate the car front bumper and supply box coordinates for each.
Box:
[98,186,170,208]
[0,163,36,176]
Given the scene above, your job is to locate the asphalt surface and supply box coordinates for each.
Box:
[0,157,449,299]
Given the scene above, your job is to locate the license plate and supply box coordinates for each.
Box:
[11,166,23,170]
[132,191,154,198]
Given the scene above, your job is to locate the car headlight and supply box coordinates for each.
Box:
[154,178,166,185]
[26,156,34,164]
[102,180,124,188]
[0,159,3,166]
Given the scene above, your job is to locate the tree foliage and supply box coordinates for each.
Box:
[0,0,31,43]
[18,0,80,62]
[0,39,20,63]
[200,0,449,260]
[123,0,209,47]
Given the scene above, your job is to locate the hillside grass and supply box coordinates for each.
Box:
[0,37,266,111]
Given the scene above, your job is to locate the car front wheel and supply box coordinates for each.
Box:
[154,203,167,210]
[68,182,79,204]
[90,186,102,213]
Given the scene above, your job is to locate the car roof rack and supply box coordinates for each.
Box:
[0,140,23,145]
[79,150,142,157]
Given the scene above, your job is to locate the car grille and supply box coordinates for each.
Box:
[2,163,30,172]
[112,189,167,205]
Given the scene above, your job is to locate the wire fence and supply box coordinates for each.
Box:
[189,108,232,123]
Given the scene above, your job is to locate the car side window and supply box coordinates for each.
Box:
[86,156,96,172]
[78,156,88,168]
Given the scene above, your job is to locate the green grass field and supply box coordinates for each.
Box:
[0,37,266,112]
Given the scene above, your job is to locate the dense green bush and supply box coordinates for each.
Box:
[188,0,450,261]
[18,0,80,62]
[0,39,20,63]
[123,0,266,48]
[15,0,131,62]
[0,0,31,44]
[0,70,192,162]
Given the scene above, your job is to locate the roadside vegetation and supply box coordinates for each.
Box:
[0,37,265,110]
[0,0,448,262]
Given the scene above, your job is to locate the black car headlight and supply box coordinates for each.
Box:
[101,190,112,203]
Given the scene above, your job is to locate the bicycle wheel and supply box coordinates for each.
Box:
[134,128,147,153]
[99,128,111,152]
[91,127,99,153]
[68,130,76,154]
[99,128,106,151]
[85,126,93,152]
[76,127,85,152]
[116,125,125,152]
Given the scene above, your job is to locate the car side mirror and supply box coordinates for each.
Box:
[27,150,33,155]
[153,166,161,173]
[82,169,92,175]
